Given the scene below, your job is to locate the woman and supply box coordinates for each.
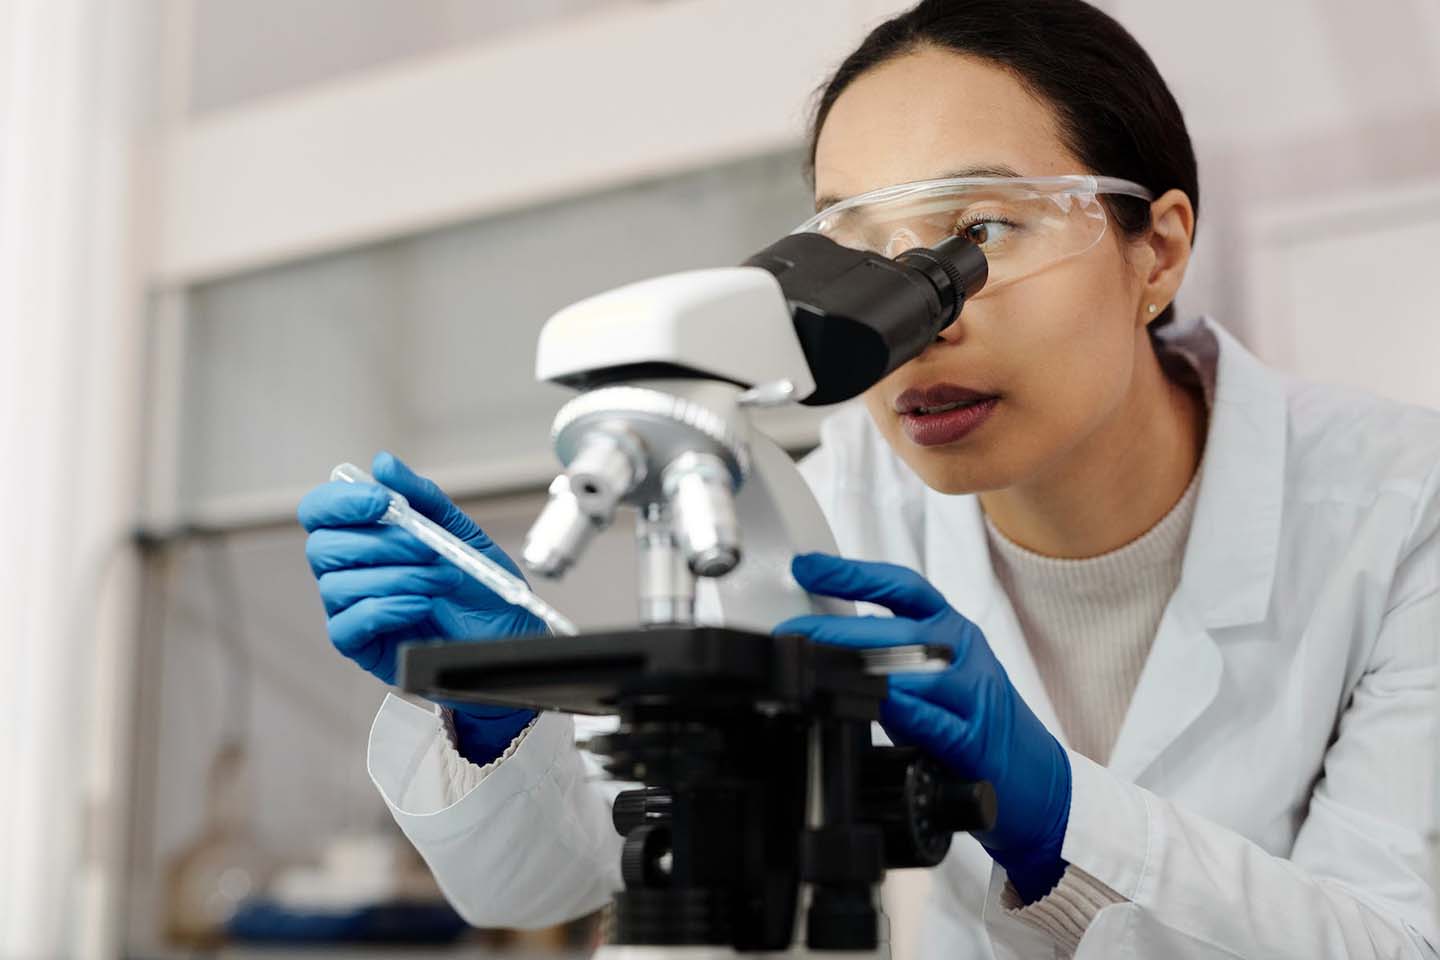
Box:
[298,1,1440,956]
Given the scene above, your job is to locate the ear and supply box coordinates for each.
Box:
[1134,188,1195,329]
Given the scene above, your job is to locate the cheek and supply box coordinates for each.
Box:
[982,262,1137,427]
[858,261,1140,493]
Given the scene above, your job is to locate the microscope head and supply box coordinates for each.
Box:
[520,234,987,611]
[522,265,815,589]
[532,266,818,400]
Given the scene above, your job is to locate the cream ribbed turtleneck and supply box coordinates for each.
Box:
[984,466,1202,766]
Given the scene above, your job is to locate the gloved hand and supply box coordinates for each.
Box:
[298,451,544,765]
[773,552,1071,903]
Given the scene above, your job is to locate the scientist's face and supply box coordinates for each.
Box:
[812,48,1155,494]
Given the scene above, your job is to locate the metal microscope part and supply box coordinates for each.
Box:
[858,644,954,675]
[635,503,695,625]
[524,382,753,580]
[565,427,647,520]
[521,474,599,578]
[736,378,798,408]
[549,383,751,505]
[662,451,741,577]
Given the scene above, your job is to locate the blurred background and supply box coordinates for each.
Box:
[1,1,1437,958]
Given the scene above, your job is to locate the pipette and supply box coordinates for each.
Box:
[330,462,579,636]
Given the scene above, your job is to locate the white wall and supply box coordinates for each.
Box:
[0,0,159,956]
[187,0,622,115]
[1110,0,1440,388]
[1244,180,1440,411]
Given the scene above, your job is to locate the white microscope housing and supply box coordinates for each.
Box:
[521,232,987,632]
[523,265,834,632]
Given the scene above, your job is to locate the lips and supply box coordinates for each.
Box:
[895,382,1000,446]
[894,382,998,415]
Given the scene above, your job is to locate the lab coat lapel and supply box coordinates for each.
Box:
[1103,597,1223,783]
[1105,317,1288,783]
[922,489,1068,748]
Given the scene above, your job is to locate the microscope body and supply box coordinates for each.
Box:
[520,231,988,630]
[399,234,994,956]
[522,263,847,632]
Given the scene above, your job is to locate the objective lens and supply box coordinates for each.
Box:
[566,429,644,522]
[522,475,598,578]
[662,452,741,577]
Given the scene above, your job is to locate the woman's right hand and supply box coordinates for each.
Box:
[298,451,543,763]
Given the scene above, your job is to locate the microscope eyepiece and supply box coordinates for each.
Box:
[743,233,990,405]
[895,235,989,328]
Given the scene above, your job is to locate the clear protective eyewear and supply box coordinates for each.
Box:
[793,175,1154,299]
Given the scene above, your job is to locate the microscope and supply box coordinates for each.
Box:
[400,231,996,957]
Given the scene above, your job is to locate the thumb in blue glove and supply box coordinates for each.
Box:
[298,450,545,763]
[773,552,1071,903]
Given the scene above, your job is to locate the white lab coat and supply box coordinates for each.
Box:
[365,315,1440,958]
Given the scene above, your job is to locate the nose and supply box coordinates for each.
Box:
[933,311,966,346]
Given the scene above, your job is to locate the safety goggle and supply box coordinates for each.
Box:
[793,175,1154,299]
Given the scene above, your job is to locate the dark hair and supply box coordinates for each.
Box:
[806,0,1198,329]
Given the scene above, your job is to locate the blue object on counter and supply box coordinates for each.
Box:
[225,899,469,944]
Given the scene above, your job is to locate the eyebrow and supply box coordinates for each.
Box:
[814,163,1025,211]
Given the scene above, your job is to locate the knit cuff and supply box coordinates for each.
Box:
[435,704,539,807]
[1000,863,1127,952]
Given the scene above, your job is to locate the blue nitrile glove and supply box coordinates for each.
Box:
[773,552,1072,903]
[298,451,543,765]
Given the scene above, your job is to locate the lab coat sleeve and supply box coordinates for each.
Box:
[367,693,624,928]
[987,477,1440,959]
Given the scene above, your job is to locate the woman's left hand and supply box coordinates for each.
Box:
[774,552,1072,903]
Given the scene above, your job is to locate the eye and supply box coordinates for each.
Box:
[957,216,1016,247]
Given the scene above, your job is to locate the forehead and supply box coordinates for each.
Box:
[813,47,1079,206]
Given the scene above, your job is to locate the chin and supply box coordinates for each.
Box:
[868,415,1009,495]
[901,450,1007,496]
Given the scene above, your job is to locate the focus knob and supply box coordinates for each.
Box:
[860,746,997,868]
[613,787,673,836]
[621,823,674,889]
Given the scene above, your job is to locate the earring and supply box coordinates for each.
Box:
[1147,303,1158,314]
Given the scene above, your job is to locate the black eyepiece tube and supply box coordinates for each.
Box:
[743,233,988,406]
[896,235,989,317]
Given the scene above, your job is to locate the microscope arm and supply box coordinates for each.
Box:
[693,431,855,631]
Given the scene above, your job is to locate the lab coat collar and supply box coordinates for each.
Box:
[1105,316,1286,781]
[921,315,1287,770]
[1163,315,1287,629]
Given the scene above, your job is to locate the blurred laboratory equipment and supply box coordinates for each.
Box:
[162,743,274,947]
